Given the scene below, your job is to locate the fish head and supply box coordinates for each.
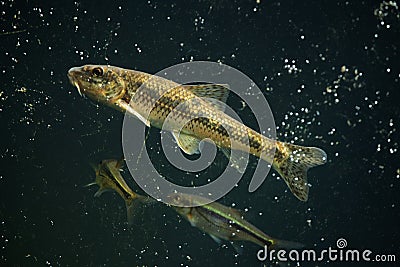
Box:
[68,65,126,105]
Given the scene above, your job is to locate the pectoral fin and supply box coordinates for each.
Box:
[172,132,201,155]
[116,100,150,127]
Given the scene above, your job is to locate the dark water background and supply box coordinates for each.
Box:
[1,0,399,266]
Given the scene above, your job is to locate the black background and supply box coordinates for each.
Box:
[1,0,399,266]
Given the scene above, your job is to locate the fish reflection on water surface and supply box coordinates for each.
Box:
[88,159,303,251]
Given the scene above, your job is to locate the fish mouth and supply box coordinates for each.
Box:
[67,67,83,97]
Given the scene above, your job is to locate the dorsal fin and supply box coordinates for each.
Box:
[183,84,230,102]
[183,84,230,112]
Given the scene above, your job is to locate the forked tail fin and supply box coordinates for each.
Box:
[273,143,327,201]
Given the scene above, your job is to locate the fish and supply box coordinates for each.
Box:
[88,158,302,250]
[87,158,155,224]
[68,65,327,201]
[168,192,303,250]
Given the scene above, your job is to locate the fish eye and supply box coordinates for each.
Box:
[92,67,103,76]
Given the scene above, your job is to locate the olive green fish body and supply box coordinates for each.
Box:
[121,70,274,159]
[69,65,327,201]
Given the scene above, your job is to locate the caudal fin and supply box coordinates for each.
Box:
[273,143,327,201]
